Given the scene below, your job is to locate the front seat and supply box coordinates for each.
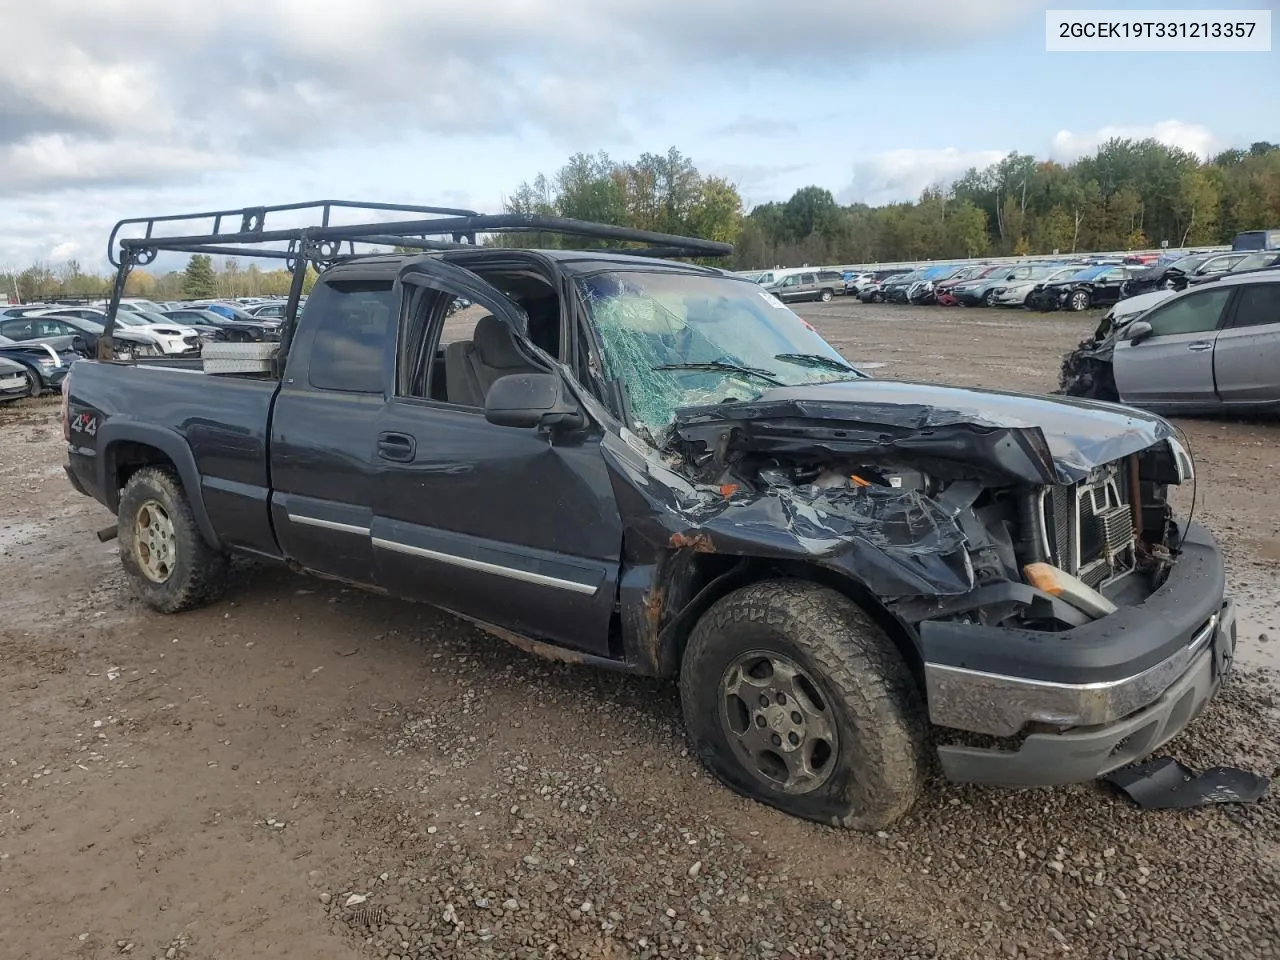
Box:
[444,315,542,407]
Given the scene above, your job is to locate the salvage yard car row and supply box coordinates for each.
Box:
[774,249,1280,313]
[0,296,296,401]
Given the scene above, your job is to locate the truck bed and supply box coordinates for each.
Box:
[65,359,283,559]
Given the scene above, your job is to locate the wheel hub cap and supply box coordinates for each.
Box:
[134,499,176,583]
[719,651,839,795]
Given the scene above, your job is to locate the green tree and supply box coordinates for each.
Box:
[182,254,216,297]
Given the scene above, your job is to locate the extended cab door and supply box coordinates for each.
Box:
[268,267,396,584]
[1212,282,1280,405]
[370,259,624,656]
[1112,286,1234,409]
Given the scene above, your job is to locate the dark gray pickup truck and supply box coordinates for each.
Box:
[62,202,1236,830]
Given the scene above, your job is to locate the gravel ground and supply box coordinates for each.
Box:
[1,303,1278,960]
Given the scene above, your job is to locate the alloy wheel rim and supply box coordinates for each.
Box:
[134,499,177,583]
[718,650,839,795]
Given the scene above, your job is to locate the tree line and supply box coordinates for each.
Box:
[2,254,314,304]
[4,139,1278,304]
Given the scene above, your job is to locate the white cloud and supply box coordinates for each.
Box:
[0,0,1038,195]
[1050,120,1222,163]
[840,148,1009,205]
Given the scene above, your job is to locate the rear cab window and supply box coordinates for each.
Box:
[302,279,397,393]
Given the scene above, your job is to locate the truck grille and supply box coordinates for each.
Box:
[1041,461,1137,588]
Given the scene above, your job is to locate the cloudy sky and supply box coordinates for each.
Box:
[1,0,1276,270]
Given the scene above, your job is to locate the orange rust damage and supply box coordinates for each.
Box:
[668,531,717,553]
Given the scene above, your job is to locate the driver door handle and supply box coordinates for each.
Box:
[1187,341,1213,352]
[377,432,416,462]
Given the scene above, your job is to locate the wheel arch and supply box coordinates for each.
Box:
[635,552,922,687]
[99,422,222,550]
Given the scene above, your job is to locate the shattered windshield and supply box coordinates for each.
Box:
[578,271,866,442]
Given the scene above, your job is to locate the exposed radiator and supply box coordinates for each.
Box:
[1041,461,1137,588]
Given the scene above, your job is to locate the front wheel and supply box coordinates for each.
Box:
[118,466,229,613]
[1068,290,1091,312]
[680,580,927,830]
[819,289,834,303]
[22,368,42,398]
[981,290,995,307]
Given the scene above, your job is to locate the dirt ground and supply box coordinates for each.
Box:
[1,302,1278,960]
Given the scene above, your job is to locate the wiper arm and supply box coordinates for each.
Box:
[652,361,783,386]
[774,353,862,374]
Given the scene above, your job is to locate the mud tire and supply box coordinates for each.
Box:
[118,466,229,613]
[680,580,927,830]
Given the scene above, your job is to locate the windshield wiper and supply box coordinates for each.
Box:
[773,353,862,374]
[652,361,783,386]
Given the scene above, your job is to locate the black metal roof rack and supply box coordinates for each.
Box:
[107,199,734,267]
[98,199,733,363]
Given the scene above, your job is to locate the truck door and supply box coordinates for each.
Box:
[268,268,395,585]
[1212,282,1280,405]
[370,259,624,657]
[1112,286,1233,410]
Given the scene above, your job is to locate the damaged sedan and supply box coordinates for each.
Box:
[65,203,1235,831]
[1060,270,1280,412]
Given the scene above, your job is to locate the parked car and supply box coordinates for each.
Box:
[882,269,925,303]
[0,304,57,319]
[63,201,1233,832]
[932,264,999,305]
[35,307,200,356]
[1120,252,1256,299]
[988,263,1087,308]
[906,265,967,305]
[765,270,843,303]
[0,355,31,402]
[192,301,279,325]
[0,334,80,396]
[247,301,289,320]
[162,309,278,342]
[1026,264,1144,312]
[843,272,875,296]
[1231,228,1280,251]
[1060,271,1280,411]
[0,313,161,359]
[950,263,1040,307]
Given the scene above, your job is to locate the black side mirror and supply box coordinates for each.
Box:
[71,335,88,354]
[485,372,585,430]
[1127,320,1154,345]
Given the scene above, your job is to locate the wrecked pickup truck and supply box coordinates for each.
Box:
[63,202,1235,830]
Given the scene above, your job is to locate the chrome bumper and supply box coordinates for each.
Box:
[925,611,1224,739]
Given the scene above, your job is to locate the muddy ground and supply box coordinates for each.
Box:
[1,302,1277,960]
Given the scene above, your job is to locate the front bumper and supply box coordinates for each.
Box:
[0,373,28,398]
[921,522,1234,786]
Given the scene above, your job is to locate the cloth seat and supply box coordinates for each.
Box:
[443,315,542,406]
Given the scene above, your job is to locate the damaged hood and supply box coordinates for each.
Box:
[674,378,1174,485]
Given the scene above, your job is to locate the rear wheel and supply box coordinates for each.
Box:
[680,580,927,830]
[118,466,229,613]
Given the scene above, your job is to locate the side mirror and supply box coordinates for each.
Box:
[1127,320,1154,345]
[484,372,585,430]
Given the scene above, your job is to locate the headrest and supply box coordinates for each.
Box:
[472,314,528,370]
